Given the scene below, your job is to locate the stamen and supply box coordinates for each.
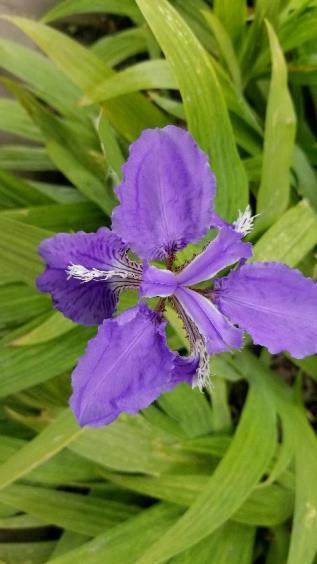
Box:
[233,205,258,236]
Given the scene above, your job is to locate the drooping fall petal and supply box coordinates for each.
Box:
[70,303,198,427]
[37,228,141,325]
[215,262,317,358]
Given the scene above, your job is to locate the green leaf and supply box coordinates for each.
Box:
[0,170,54,208]
[232,351,317,564]
[0,218,51,285]
[42,0,140,23]
[7,17,168,141]
[203,11,242,89]
[0,434,100,485]
[157,384,214,438]
[50,531,89,560]
[292,355,317,382]
[0,513,44,529]
[253,9,317,77]
[136,0,248,221]
[27,180,86,204]
[108,472,293,527]
[209,376,232,432]
[213,0,246,45]
[0,484,139,536]
[287,423,317,564]
[48,504,182,564]
[172,0,217,54]
[255,22,296,234]
[292,145,317,211]
[0,98,43,142]
[2,202,106,232]
[171,521,255,564]
[0,145,54,171]
[253,200,317,267]
[0,283,50,325]
[0,38,86,120]
[92,28,148,67]
[266,525,290,564]
[7,86,115,215]
[81,60,177,105]
[0,326,93,397]
[149,94,185,120]
[0,540,56,563]
[10,312,75,346]
[239,0,281,82]
[70,416,205,475]
[280,8,317,52]
[0,409,82,490]
[135,378,276,562]
[96,110,124,183]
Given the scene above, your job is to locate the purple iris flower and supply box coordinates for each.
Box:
[37,126,317,427]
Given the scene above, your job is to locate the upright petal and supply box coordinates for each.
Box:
[70,303,198,427]
[112,126,216,260]
[176,227,252,286]
[37,228,141,326]
[215,262,317,358]
[175,287,243,354]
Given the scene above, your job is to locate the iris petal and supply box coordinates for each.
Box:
[37,228,141,326]
[176,227,252,286]
[140,263,177,298]
[70,303,198,427]
[215,262,317,358]
[175,287,243,354]
[112,125,216,260]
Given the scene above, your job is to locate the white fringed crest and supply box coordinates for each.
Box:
[66,264,130,283]
[192,337,211,392]
[233,205,258,236]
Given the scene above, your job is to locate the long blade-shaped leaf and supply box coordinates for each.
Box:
[171,521,255,564]
[0,218,51,285]
[255,22,296,234]
[7,17,168,141]
[136,379,276,563]
[253,200,317,267]
[81,60,177,105]
[42,0,140,23]
[136,0,248,221]
[0,409,82,490]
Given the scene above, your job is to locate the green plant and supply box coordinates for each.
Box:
[0,1,317,562]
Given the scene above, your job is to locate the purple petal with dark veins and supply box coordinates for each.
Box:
[215,262,317,358]
[140,263,177,298]
[175,287,243,354]
[176,227,252,286]
[37,228,140,326]
[70,303,198,427]
[112,126,216,260]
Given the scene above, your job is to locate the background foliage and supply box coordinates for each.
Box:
[0,0,317,562]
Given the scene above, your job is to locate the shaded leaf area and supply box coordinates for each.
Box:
[0,1,316,563]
